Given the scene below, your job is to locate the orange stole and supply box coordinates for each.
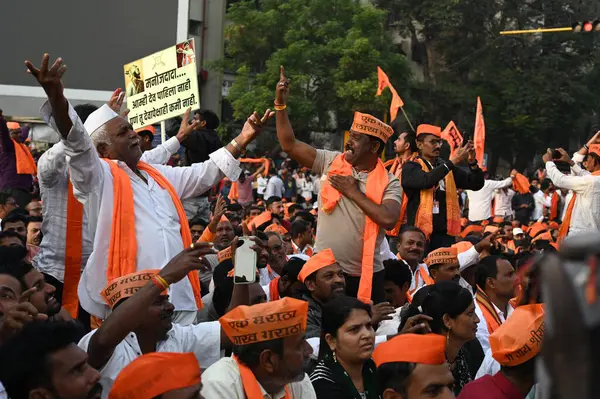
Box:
[12,139,37,175]
[269,277,280,301]
[63,180,84,318]
[550,193,560,221]
[414,158,460,238]
[104,160,203,309]
[320,154,387,303]
[234,355,291,399]
[386,153,417,236]
[558,170,600,241]
[475,286,502,334]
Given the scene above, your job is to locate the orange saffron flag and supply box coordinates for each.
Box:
[376,66,404,122]
[474,97,486,167]
[441,121,463,157]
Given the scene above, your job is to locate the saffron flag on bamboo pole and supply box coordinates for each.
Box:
[474,97,486,167]
[376,66,404,122]
[441,121,463,157]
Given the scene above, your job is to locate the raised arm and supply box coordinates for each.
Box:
[86,244,214,369]
[543,149,591,193]
[0,117,13,152]
[275,66,317,169]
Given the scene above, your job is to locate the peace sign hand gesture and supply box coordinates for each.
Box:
[25,53,66,96]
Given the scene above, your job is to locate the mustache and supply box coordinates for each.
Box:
[331,283,345,291]
[88,383,102,398]
[452,275,461,282]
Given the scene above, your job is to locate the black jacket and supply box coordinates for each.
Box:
[168,127,223,166]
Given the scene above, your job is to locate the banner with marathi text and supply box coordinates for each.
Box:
[124,39,200,129]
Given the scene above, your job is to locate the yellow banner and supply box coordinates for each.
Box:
[124,39,200,129]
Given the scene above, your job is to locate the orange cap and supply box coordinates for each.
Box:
[484,225,499,234]
[135,126,156,136]
[460,225,483,238]
[416,124,442,138]
[425,247,458,268]
[490,304,544,366]
[219,214,230,223]
[350,112,394,143]
[531,231,553,243]
[298,249,337,282]
[265,224,289,235]
[6,122,21,130]
[219,297,308,345]
[589,144,600,156]
[108,352,200,399]
[528,222,548,239]
[549,221,559,230]
[101,269,163,308]
[492,216,505,224]
[373,334,446,366]
[249,211,272,229]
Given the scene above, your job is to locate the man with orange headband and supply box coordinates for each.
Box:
[0,118,35,208]
[201,297,316,398]
[424,247,461,284]
[459,304,544,399]
[274,67,402,304]
[374,334,455,399]
[27,53,272,323]
[402,124,484,251]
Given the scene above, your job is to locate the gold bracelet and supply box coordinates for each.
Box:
[153,275,170,290]
[230,139,242,152]
[274,104,287,111]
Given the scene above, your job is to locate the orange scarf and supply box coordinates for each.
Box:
[269,277,280,301]
[414,158,460,238]
[386,153,417,236]
[62,180,84,318]
[104,160,202,309]
[228,181,239,202]
[549,192,560,221]
[512,173,530,195]
[320,154,387,303]
[397,256,433,301]
[12,139,37,175]
[558,170,600,241]
[234,355,291,399]
[475,286,502,334]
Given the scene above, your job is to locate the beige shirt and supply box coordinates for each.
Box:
[312,150,402,275]
[201,356,317,399]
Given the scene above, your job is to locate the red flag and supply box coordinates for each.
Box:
[474,97,486,167]
[376,66,404,122]
[441,121,463,157]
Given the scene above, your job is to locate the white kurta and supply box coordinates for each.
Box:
[474,300,514,354]
[41,102,241,317]
[466,178,513,222]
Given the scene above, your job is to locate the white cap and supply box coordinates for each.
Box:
[312,202,318,210]
[513,228,524,236]
[83,104,118,136]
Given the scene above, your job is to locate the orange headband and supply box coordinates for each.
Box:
[490,304,544,366]
[108,352,200,399]
[425,247,458,268]
[373,334,446,366]
[135,126,156,136]
[350,112,394,143]
[101,269,163,308]
[219,297,308,345]
[265,224,289,235]
[416,124,442,138]
[298,249,337,282]
[460,224,483,238]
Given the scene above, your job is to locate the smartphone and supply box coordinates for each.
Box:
[233,237,257,284]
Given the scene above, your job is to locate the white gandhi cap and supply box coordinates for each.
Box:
[513,228,524,236]
[83,104,119,136]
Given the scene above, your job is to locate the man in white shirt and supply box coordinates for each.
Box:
[532,179,553,221]
[466,172,516,222]
[493,187,515,219]
[201,298,317,398]
[544,147,600,238]
[26,54,272,322]
[473,255,516,353]
[395,226,431,296]
[265,171,285,200]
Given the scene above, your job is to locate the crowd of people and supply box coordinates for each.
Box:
[0,54,598,399]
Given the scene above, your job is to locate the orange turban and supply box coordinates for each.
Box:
[460,224,483,238]
[416,124,442,138]
[135,126,156,136]
[7,122,21,130]
[101,269,163,308]
[425,247,458,268]
[490,304,544,367]
[373,334,446,366]
[350,112,394,143]
[298,249,337,282]
[108,352,200,399]
[249,211,272,229]
[265,224,289,235]
[219,297,308,345]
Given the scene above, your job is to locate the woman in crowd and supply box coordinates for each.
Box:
[400,281,483,396]
[310,295,379,399]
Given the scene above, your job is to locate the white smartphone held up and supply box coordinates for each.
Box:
[233,237,257,284]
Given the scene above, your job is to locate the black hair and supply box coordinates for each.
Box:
[500,356,537,379]
[194,109,220,130]
[212,260,234,317]
[233,338,284,368]
[266,196,282,206]
[244,205,261,219]
[1,212,27,231]
[0,230,26,246]
[0,321,84,399]
[377,362,415,397]
[383,259,412,289]
[0,260,31,292]
[0,190,14,206]
[227,203,243,212]
[403,132,418,153]
[540,179,552,191]
[165,116,182,138]
[500,221,512,229]
[281,258,305,281]
[291,211,316,227]
[318,295,372,360]
[188,217,209,229]
[137,130,154,140]
[290,219,311,239]
[399,282,474,334]
[73,103,98,123]
[398,225,426,243]
[26,215,43,226]
[585,151,600,167]
[475,255,503,290]
[288,204,302,216]
[0,237,28,263]
[531,240,558,254]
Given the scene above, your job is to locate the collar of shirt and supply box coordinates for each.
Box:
[491,372,527,398]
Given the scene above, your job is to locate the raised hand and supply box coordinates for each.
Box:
[542,148,553,164]
[451,140,473,165]
[108,88,126,114]
[159,243,215,285]
[212,195,227,221]
[275,65,290,106]
[328,175,359,198]
[556,148,571,163]
[0,287,48,341]
[239,109,275,144]
[25,53,66,96]
[176,108,201,142]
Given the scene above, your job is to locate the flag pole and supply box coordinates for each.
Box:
[400,107,415,132]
